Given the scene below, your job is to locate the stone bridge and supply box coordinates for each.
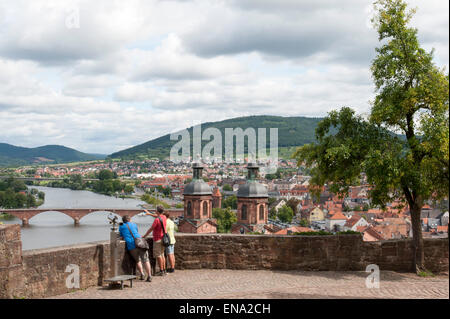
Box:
[0,208,184,226]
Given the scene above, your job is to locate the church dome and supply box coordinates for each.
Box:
[237,163,268,198]
[183,163,212,196]
[237,181,268,198]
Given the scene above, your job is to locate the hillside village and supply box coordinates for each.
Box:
[8,158,448,241]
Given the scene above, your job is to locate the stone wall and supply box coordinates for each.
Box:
[0,224,134,299]
[0,225,448,299]
[174,233,449,273]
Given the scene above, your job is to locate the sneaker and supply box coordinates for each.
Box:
[146,276,152,282]
[155,271,164,276]
[162,270,167,276]
[167,268,174,273]
[140,275,145,280]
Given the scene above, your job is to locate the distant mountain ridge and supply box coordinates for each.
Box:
[0,143,106,167]
[109,115,324,160]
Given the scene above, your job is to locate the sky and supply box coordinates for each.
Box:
[0,0,448,155]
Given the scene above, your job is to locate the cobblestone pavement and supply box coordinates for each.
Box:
[51,270,449,299]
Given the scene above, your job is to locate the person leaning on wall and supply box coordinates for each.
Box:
[118,215,152,282]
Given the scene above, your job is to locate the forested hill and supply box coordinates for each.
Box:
[109,115,324,160]
[0,143,106,167]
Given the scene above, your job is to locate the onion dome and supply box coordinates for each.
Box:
[183,162,212,195]
[237,163,268,198]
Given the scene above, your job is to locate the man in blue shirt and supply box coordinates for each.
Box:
[119,215,152,282]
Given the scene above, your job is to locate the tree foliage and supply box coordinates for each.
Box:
[293,0,449,272]
[0,178,41,209]
[277,205,294,223]
[222,195,237,209]
[212,207,237,233]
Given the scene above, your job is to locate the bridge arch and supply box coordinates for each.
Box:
[2,208,145,226]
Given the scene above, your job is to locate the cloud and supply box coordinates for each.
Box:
[181,0,378,65]
[0,0,447,154]
[0,0,147,65]
[127,34,245,81]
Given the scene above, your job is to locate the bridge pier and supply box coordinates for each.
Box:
[74,217,80,227]
[22,218,29,227]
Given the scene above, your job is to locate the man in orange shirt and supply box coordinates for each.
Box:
[144,206,167,276]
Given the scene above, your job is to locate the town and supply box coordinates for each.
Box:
[3,157,448,241]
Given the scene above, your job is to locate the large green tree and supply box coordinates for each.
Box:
[212,207,237,233]
[277,205,294,223]
[293,0,449,273]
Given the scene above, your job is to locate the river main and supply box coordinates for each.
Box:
[1,186,155,250]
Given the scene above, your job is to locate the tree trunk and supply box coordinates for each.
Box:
[410,203,425,273]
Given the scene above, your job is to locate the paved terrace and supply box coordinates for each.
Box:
[50,269,449,299]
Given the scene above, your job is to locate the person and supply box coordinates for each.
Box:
[164,211,176,273]
[144,206,167,276]
[119,215,152,282]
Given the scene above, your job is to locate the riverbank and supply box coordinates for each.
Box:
[0,212,14,220]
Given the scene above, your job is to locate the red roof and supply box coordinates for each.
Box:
[344,215,362,228]
[363,226,384,240]
[274,226,314,235]
[213,187,221,197]
[437,226,448,233]
[329,211,347,220]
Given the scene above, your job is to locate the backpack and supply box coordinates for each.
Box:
[125,223,149,250]
[158,217,171,247]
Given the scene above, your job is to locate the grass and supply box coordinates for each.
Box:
[417,270,435,277]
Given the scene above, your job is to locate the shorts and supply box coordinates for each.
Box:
[129,248,149,264]
[153,240,164,258]
[165,244,175,255]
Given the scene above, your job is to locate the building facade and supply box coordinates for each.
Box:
[231,163,270,234]
[178,163,217,233]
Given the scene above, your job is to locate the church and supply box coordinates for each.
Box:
[178,162,271,234]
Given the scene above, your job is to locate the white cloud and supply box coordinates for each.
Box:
[0,0,447,154]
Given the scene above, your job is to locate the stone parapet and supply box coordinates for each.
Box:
[0,225,448,299]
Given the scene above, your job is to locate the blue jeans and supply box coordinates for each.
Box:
[165,244,175,255]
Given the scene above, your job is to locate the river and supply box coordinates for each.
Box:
[1,186,156,251]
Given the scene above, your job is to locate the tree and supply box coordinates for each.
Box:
[293,0,449,273]
[212,207,237,233]
[299,219,309,227]
[269,207,277,219]
[38,191,45,200]
[124,184,134,194]
[222,195,237,209]
[222,184,233,191]
[98,169,114,181]
[268,197,277,206]
[286,198,301,215]
[277,205,294,223]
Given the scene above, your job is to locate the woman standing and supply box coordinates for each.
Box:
[163,211,176,273]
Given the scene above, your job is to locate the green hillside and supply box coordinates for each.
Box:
[109,115,324,160]
[0,143,106,167]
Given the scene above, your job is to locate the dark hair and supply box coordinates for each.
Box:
[157,206,164,214]
[122,215,130,224]
[163,211,170,218]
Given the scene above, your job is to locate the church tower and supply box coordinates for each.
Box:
[179,163,217,233]
[232,163,269,234]
[212,187,222,209]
